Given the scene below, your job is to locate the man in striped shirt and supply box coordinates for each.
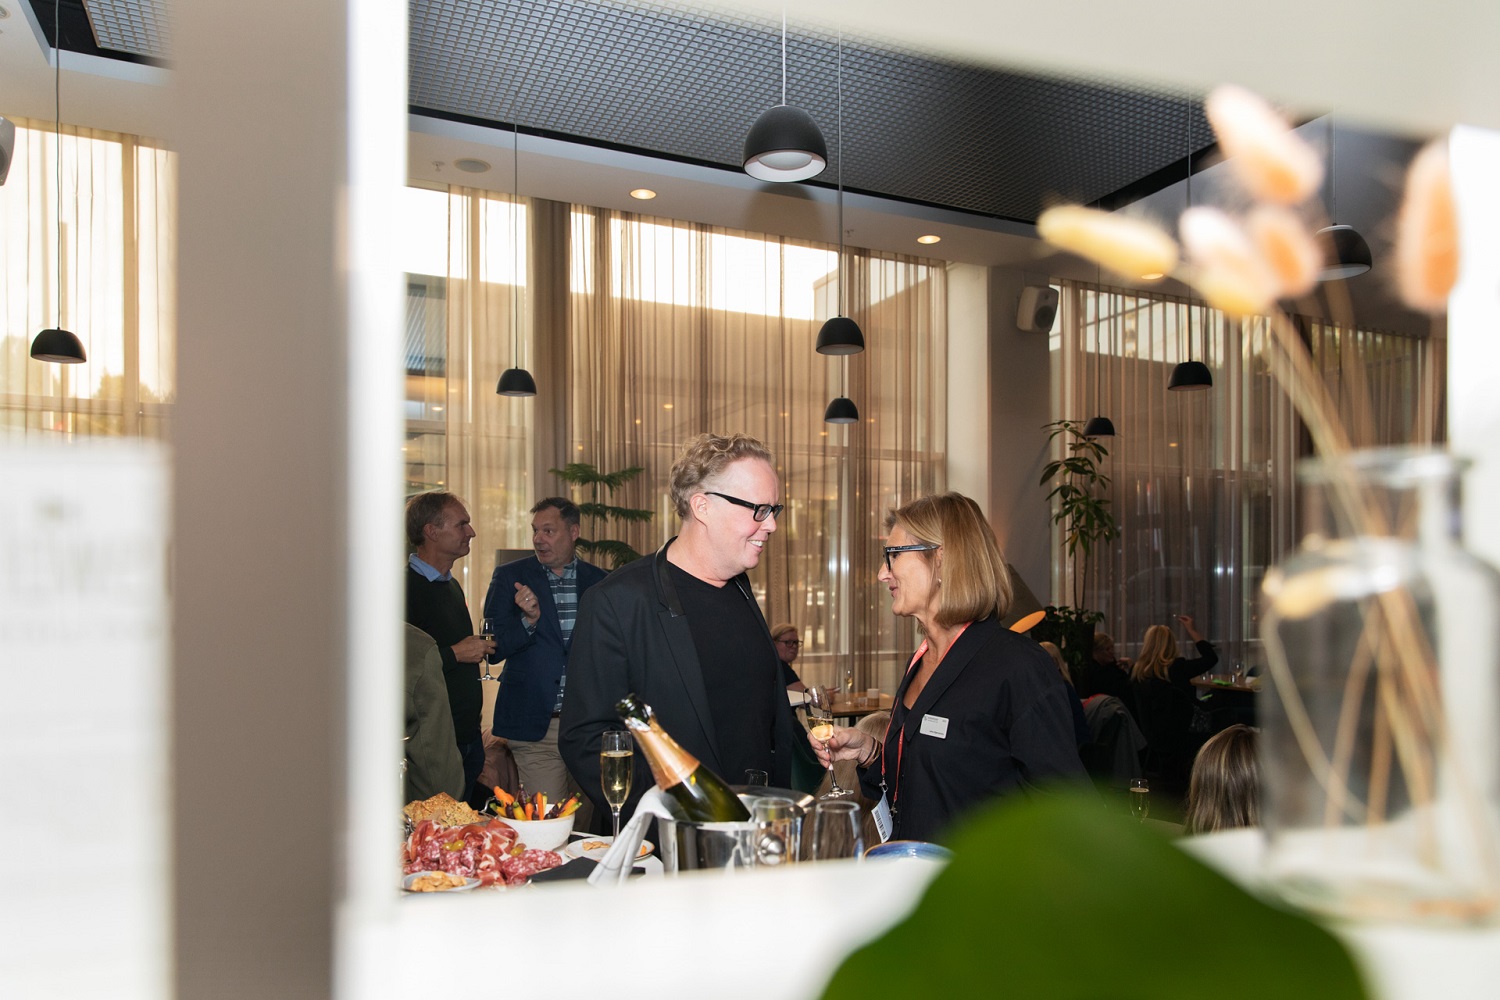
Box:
[483,498,607,810]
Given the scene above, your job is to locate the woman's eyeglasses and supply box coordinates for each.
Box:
[704,491,783,522]
[776,638,802,647]
[883,543,939,572]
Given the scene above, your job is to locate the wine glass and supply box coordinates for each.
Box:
[1129,777,1150,822]
[805,687,852,799]
[600,730,633,838]
[811,799,863,861]
[478,617,498,681]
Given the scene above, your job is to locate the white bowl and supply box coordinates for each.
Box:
[402,870,481,892]
[495,813,575,852]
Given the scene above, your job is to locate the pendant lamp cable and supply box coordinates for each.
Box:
[780,10,787,106]
[1186,100,1193,364]
[54,0,63,331]
[836,28,844,319]
[513,114,520,370]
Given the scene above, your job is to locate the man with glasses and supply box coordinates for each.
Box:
[560,432,802,825]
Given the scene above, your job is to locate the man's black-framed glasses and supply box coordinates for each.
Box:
[705,491,783,522]
[883,543,939,572]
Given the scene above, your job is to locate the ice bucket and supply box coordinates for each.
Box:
[656,785,812,874]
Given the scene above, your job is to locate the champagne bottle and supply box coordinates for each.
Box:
[615,693,751,822]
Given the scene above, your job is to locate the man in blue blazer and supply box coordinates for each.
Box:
[483,497,608,809]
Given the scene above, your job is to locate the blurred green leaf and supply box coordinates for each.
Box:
[821,793,1368,1000]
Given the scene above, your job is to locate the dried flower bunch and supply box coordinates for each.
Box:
[1039,89,1499,922]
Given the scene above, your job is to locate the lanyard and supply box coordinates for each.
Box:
[883,621,970,806]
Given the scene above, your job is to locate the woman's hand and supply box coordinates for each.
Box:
[1175,614,1204,642]
[808,726,876,767]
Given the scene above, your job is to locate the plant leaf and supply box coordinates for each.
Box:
[820,793,1367,1000]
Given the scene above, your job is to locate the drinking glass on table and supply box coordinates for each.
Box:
[752,796,802,866]
[600,730,633,838]
[478,617,498,681]
[1129,777,1151,822]
[811,799,863,861]
[805,687,852,798]
[744,769,769,787]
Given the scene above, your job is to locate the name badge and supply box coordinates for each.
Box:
[919,714,949,739]
[871,793,894,843]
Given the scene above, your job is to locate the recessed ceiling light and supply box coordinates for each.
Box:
[1140,271,1165,281]
[630,188,657,200]
[454,158,491,173]
[917,234,941,245]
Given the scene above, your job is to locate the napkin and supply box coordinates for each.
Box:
[588,787,676,886]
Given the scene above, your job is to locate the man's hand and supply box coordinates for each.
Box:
[513,582,541,626]
[452,635,495,663]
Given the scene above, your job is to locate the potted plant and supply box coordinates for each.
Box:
[550,462,655,568]
[1035,418,1119,674]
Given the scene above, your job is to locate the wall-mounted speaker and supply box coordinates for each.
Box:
[0,118,14,187]
[1016,284,1059,332]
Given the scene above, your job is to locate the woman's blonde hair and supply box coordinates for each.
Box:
[769,622,797,642]
[886,492,1011,628]
[1131,624,1178,682]
[1185,724,1260,834]
[1038,641,1071,686]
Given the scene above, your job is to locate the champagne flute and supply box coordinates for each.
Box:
[1129,777,1150,822]
[478,617,498,681]
[600,730,633,839]
[806,687,852,798]
[811,799,863,861]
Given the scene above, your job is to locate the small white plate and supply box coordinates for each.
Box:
[564,836,655,862]
[402,871,481,893]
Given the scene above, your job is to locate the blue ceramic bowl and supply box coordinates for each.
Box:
[864,840,953,862]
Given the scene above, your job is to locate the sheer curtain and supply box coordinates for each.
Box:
[405,197,947,691]
[562,208,946,692]
[403,185,532,602]
[0,118,176,439]
[1057,279,1443,667]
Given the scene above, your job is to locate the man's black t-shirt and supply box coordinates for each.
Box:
[666,563,777,781]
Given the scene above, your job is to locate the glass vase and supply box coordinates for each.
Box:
[1260,448,1500,923]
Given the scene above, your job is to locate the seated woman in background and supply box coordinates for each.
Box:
[1185,724,1259,834]
[1129,615,1218,794]
[1038,640,1090,746]
[770,622,807,692]
[812,492,1085,844]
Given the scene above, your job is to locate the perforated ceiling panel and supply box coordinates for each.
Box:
[81,0,169,59]
[54,0,1213,223]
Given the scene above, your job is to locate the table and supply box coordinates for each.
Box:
[828,693,894,723]
[1190,674,1262,695]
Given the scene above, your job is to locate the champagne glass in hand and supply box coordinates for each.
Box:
[806,688,852,798]
[600,730,633,838]
[478,618,498,681]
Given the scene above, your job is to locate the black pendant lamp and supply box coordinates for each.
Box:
[30,2,85,365]
[1169,99,1211,392]
[743,13,827,183]
[816,33,863,357]
[1083,269,1116,438]
[1082,415,1117,438]
[1317,117,1372,281]
[824,396,859,424]
[496,106,535,397]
